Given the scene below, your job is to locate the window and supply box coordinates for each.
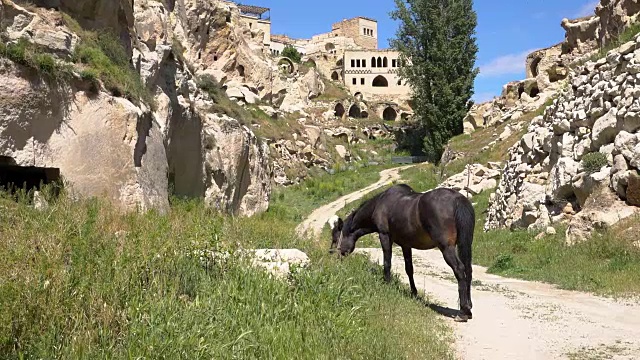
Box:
[352,78,357,85]
[351,59,355,68]
[392,59,397,67]
[383,57,388,67]
[356,59,361,67]
[361,78,365,85]
[371,57,376,68]
[362,59,366,67]
[397,80,402,85]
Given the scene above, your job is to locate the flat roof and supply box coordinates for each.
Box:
[237,4,270,15]
[358,16,377,23]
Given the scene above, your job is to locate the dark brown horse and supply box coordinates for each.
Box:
[329,184,475,322]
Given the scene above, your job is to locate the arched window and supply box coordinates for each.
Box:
[371,57,376,68]
[383,57,388,67]
[372,75,388,87]
[377,57,382,67]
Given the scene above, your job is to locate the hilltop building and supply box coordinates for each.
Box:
[234,2,412,120]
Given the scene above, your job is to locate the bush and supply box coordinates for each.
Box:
[582,152,608,173]
[281,45,302,63]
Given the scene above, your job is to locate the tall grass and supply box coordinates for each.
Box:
[0,38,73,79]
[0,186,453,359]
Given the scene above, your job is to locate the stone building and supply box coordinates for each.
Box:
[236,4,271,49]
[340,49,409,99]
[331,17,378,50]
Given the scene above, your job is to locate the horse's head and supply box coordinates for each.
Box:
[328,216,356,256]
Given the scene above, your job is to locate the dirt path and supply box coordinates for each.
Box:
[300,167,640,360]
[295,165,415,239]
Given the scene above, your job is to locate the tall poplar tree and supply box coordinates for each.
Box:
[391,0,479,162]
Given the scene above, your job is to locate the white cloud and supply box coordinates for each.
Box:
[478,49,535,78]
[574,1,599,18]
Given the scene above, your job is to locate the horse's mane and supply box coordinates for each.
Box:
[343,184,415,232]
[343,189,389,232]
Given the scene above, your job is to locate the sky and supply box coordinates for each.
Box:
[241,0,600,103]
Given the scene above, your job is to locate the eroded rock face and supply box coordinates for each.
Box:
[0,60,170,212]
[596,0,640,48]
[202,113,270,216]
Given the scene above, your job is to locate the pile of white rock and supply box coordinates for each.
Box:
[485,36,640,243]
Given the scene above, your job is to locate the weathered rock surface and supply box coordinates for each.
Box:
[0,60,170,212]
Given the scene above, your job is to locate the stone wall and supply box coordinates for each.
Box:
[485,36,640,242]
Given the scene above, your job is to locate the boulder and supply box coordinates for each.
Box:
[591,108,619,148]
[202,114,271,216]
[572,167,610,207]
[304,125,322,148]
[547,157,579,199]
[627,171,640,207]
[335,145,350,160]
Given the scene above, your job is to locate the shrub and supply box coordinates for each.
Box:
[582,152,608,173]
[281,45,302,63]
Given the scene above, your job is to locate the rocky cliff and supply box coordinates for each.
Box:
[0,0,274,215]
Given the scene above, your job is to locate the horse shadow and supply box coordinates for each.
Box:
[368,264,460,319]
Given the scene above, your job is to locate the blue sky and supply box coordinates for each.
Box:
[243,0,600,102]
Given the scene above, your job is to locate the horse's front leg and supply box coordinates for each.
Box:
[401,246,417,296]
[379,232,392,283]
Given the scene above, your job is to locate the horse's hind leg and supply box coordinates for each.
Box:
[441,245,472,322]
[401,246,418,296]
[379,232,392,283]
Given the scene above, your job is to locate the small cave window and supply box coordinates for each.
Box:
[530,57,541,77]
[331,71,339,81]
[383,107,397,121]
[334,103,345,117]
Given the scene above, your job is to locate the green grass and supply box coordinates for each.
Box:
[582,152,608,173]
[314,75,352,102]
[0,182,453,359]
[269,164,394,222]
[0,38,73,79]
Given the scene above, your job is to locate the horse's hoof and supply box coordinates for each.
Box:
[453,314,470,322]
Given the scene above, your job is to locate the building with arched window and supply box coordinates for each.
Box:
[342,49,409,97]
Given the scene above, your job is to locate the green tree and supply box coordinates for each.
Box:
[391,0,479,162]
[281,45,302,63]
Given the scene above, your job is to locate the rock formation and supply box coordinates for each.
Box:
[0,0,276,216]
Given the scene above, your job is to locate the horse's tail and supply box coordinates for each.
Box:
[454,195,475,304]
